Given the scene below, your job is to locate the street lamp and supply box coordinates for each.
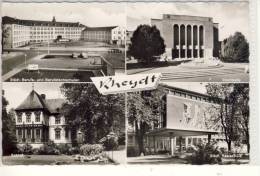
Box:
[24,53,27,66]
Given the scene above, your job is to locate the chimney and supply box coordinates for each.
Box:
[41,94,46,100]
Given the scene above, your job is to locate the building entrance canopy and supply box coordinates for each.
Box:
[146,127,219,137]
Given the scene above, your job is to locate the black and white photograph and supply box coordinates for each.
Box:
[127,82,249,164]
[1,2,126,82]
[2,83,126,165]
[126,2,249,82]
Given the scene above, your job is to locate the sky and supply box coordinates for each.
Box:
[127,2,249,41]
[1,2,126,27]
[2,83,64,111]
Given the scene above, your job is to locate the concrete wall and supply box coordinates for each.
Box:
[166,94,218,130]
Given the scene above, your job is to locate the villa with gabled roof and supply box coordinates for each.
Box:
[14,89,76,148]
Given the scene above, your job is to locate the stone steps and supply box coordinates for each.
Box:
[161,68,245,80]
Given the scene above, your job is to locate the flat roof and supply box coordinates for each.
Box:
[2,16,85,27]
[146,128,220,137]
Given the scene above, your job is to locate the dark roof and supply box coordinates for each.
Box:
[16,90,47,111]
[83,26,117,31]
[15,90,65,114]
[45,99,65,114]
[2,16,85,27]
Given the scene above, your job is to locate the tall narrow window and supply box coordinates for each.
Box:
[18,129,22,139]
[25,112,32,123]
[36,129,40,139]
[17,112,22,123]
[55,129,61,140]
[27,129,31,139]
[35,111,41,122]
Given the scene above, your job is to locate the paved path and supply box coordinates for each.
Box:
[105,150,126,164]
[127,154,187,164]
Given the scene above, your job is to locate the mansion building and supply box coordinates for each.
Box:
[14,89,76,148]
[151,14,220,60]
[127,85,225,156]
[2,16,125,48]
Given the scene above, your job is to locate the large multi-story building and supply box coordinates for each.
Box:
[151,14,220,60]
[2,16,126,49]
[14,89,79,148]
[2,16,85,48]
[127,84,225,156]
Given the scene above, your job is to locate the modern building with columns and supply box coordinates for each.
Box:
[127,84,224,157]
[151,14,219,60]
[14,89,78,148]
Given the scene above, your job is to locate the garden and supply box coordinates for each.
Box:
[2,132,124,165]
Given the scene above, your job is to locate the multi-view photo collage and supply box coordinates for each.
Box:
[1,2,250,165]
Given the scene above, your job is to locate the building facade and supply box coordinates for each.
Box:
[14,90,76,148]
[111,26,126,45]
[151,14,219,60]
[127,85,224,156]
[82,26,116,43]
[2,16,85,48]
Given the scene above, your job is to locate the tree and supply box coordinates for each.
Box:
[1,25,11,52]
[2,91,17,155]
[128,24,166,63]
[232,84,249,153]
[60,84,125,145]
[127,88,166,155]
[221,32,249,63]
[206,84,248,152]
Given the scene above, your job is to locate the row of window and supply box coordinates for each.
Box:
[17,128,70,140]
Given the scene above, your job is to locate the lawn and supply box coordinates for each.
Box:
[6,69,100,82]
[2,155,113,165]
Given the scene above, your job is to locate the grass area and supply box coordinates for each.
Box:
[6,70,96,82]
[2,155,112,165]
[126,60,191,70]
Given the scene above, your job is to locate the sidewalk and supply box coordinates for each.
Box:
[105,150,126,164]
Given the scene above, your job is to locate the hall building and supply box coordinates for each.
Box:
[14,89,78,148]
[127,84,225,156]
[151,14,220,60]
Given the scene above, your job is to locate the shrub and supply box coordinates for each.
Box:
[99,132,119,151]
[186,142,222,165]
[68,147,80,155]
[157,150,170,154]
[80,144,104,156]
[118,133,126,145]
[38,140,60,155]
[17,143,33,155]
[57,144,71,155]
[186,146,196,153]
[127,146,140,157]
